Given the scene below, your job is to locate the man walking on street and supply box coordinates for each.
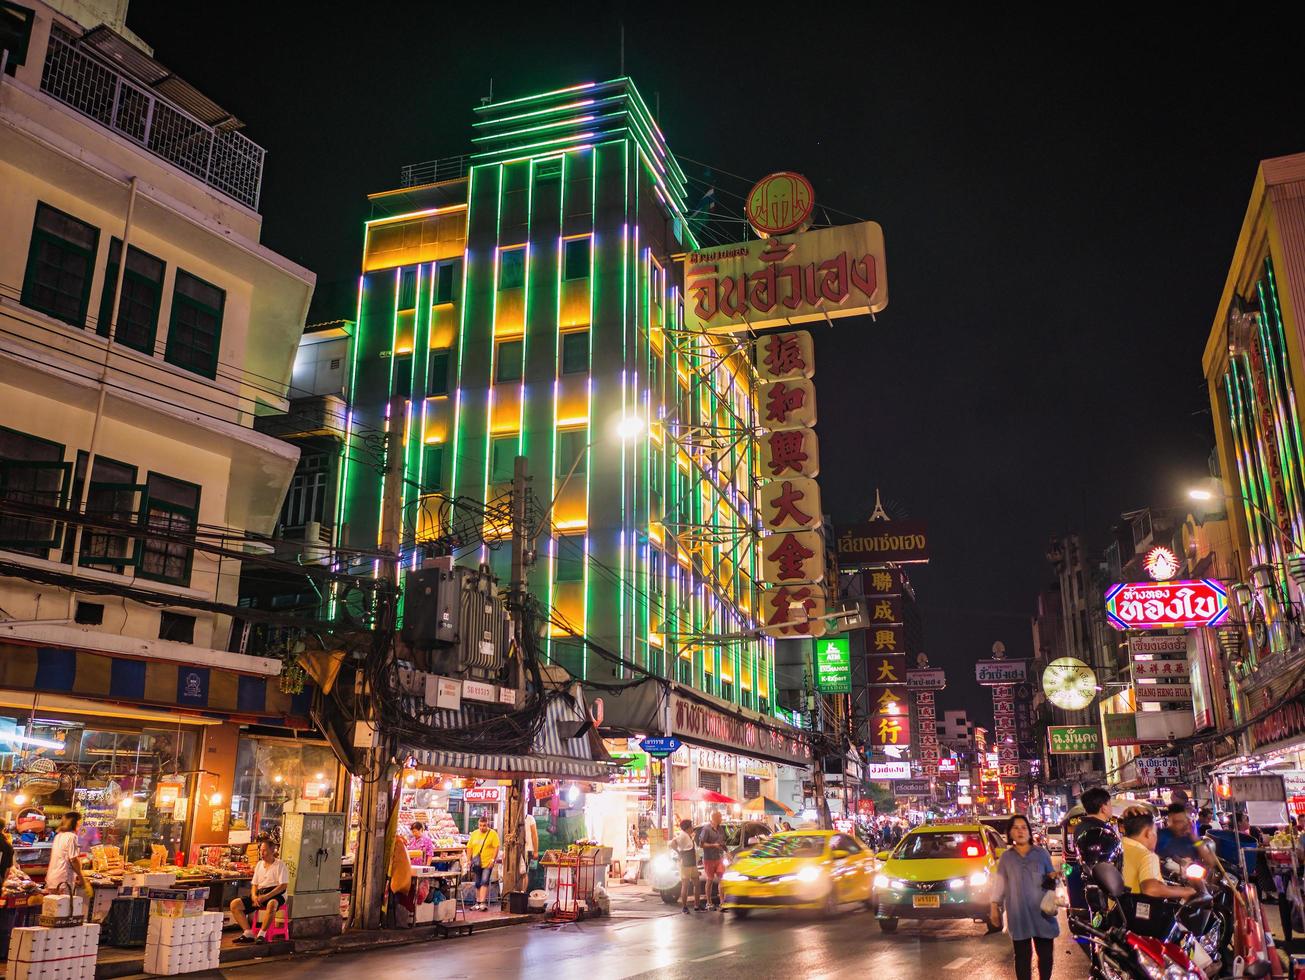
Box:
[698,810,727,911]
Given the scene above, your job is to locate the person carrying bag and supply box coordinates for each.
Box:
[465,816,500,912]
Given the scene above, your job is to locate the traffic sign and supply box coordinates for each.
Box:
[639,737,683,759]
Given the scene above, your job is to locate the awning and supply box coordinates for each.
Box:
[401,682,618,782]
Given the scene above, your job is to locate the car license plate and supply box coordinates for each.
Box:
[913,894,941,909]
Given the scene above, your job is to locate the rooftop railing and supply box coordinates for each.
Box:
[399,155,469,188]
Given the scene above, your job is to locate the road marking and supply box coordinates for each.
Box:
[944,956,972,970]
[691,950,736,962]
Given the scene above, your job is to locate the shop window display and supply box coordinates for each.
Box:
[0,715,197,864]
[229,737,338,840]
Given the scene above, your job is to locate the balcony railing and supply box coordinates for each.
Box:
[39,28,265,209]
[399,155,469,188]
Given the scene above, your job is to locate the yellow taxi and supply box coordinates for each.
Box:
[873,821,1005,932]
[719,829,877,917]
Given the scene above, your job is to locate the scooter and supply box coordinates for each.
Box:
[1071,915,1211,980]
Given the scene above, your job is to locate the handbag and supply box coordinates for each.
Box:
[1039,887,1060,916]
[469,833,489,872]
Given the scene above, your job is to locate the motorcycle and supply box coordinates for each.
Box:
[1071,914,1212,980]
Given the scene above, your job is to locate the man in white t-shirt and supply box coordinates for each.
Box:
[231,841,289,943]
[45,812,85,894]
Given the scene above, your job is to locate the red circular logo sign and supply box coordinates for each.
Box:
[746,171,815,237]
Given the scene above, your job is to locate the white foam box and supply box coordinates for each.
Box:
[148,916,197,944]
[9,927,54,963]
[122,872,176,889]
[40,895,86,919]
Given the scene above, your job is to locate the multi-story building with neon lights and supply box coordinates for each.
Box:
[338,80,812,783]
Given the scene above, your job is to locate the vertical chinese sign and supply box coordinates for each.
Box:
[908,656,946,777]
[866,569,909,754]
[757,329,827,638]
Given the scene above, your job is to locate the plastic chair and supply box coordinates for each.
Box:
[253,904,290,943]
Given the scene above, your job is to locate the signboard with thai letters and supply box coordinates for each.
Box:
[1134,757,1180,782]
[907,669,947,690]
[836,520,929,565]
[1129,635,1188,657]
[893,779,932,796]
[685,221,888,333]
[976,660,1029,685]
[866,762,911,781]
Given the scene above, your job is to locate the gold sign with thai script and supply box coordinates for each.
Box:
[836,520,929,565]
[685,221,889,333]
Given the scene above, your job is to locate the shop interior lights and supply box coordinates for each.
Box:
[209,791,223,807]
[12,793,27,806]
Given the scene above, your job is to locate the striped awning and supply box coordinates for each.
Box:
[401,684,617,782]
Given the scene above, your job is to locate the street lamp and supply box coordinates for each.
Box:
[529,413,645,538]
[1187,485,1305,555]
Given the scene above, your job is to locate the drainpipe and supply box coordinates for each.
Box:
[66,175,139,615]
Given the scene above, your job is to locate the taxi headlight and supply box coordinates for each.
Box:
[874,873,890,889]
[722,871,747,883]
[969,870,990,887]
[949,878,966,890]
[651,854,675,875]
[796,866,823,884]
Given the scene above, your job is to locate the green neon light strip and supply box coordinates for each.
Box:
[481,164,506,566]
[473,81,597,114]
[449,166,478,499]
[471,112,612,145]
[1261,261,1305,548]
[471,98,599,129]
[1227,362,1272,566]
[545,152,568,666]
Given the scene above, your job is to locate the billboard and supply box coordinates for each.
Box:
[1048,725,1101,755]
[865,762,911,781]
[685,221,888,333]
[976,660,1029,685]
[907,669,947,691]
[836,520,929,565]
[1104,580,1230,630]
[814,636,852,693]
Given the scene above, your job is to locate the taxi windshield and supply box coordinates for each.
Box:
[748,835,826,858]
[896,832,986,860]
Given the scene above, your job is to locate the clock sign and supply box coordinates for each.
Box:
[1041,656,1097,711]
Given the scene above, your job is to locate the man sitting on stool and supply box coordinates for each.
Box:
[231,841,288,943]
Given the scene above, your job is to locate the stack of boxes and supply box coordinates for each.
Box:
[143,911,222,976]
[6,923,100,980]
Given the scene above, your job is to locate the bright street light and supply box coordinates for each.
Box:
[615,415,646,442]
[1188,488,1214,501]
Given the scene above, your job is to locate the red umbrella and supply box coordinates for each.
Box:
[673,788,736,804]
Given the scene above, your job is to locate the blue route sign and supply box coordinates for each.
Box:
[639,737,683,759]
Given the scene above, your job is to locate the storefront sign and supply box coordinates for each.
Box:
[893,779,932,796]
[462,680,496,702]
[938,757,958,774]
[760,426,820,479]
[836,520,929,565]
[671,695,809,766]
[1132,659,1191,679]
[866,762,911,780]
[976,660,1029,685]
[639,736,683,759]
[1250,696,1305,751]
[760,478,823,532]
[463,786,503,803]
[814,636,852,693]
[868,595,903,626]
[868,653,906,687]
[760,378,817,430]
[755,329,816,382]
[1104,580,1230,630]
[1188,632,1216,731]
[685,220,888,333]
[868,626,905,654]
[1134,756,1180,781]
[692,748,737,772]
[907,669,947,691]
[761,530,825,585]
[1230,774,1287,802]
[864,567,904,596]
[761,584,828,638]
[1129,635,1188,657]
[1136,683,1193,702]
[746,172,816,237]
[1104,712,1140,746]
[1048,725,1101,755]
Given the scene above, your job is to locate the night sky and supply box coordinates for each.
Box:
[127,3,1303,722]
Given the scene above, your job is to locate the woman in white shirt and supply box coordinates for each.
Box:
[673,819,698,913]
[45,812,84,894]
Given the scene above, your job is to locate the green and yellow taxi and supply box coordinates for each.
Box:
[720,829,878,918]
[873,821,1006,932]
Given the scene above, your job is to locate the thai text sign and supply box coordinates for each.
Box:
[814,636,852,693]
[893,779,933,797]
[836,520,929,565]
[1134,757,1180,782]
[1048,725,1101,755]
[976,660,1029,685]
[1129,635,1188,657]
[1104,580,1229,630]
[1104,712,1139,746]
[685,221,888,333]
[866,762,911,781]
[907,669,947,691]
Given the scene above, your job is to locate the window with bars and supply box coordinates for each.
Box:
[560,331,588,375]
[97,238,164,353]
[0,427,69,555]
[22,203,99,327]
[137,473,200,585]
[165,270,224,378]
[61,453,140,567]
[563,237,590,281]
[434,259,460,305]
[498,248,525,290]
[281,455,328,527]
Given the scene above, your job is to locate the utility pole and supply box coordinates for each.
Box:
[500,455,531,906]
[351,394,404,930]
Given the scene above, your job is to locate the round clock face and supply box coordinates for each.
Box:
[1041,657,1096,710]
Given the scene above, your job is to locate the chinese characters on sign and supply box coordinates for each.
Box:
[870,685,910,749]
[761,478,822,532]
[755,330,816,382]
[865,567,903,596]
[917,689,940,775]
[992,684,1020,778]
[762,378,817,429]
[869,653,907,686]
[685,221,888,333]
[761,530,824,584]
[1048,725,1101,755]
[760,427,819,478]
